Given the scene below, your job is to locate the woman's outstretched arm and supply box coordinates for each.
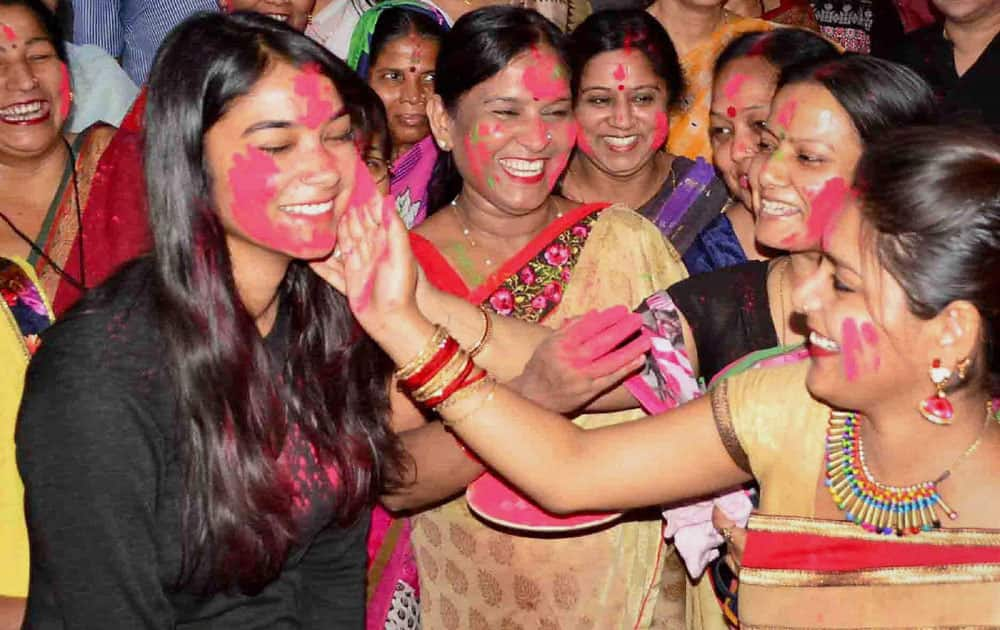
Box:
[326,180,751,513]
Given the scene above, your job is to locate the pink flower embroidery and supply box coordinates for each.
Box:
[561,268,572,282]
[542,282,562,303]
[490,288,514,316]
[519,267,536,285]
[530,295,548,311]
[571,225,589,238]
[543,243,570,266]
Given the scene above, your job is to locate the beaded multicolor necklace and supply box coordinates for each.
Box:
[825,404,996,536]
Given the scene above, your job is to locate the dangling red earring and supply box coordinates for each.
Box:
[919,358,954,425]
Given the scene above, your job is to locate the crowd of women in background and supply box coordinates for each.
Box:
[1,0,997,627]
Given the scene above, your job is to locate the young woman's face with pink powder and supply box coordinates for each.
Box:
[204,60,359,261]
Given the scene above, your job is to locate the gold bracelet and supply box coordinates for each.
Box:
[412,350,472,401]
[441,378,498,429]
[433,371,490,413]
[394,325,447,381]
[468,306,493,358]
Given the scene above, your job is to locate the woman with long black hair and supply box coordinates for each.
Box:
[16,12,403,627]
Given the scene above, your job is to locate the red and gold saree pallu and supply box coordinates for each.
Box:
[739,514,1000,628]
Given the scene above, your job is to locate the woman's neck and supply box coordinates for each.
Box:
[0,139,70,201]
[392,141,414,164]
[563,151,670,211]
[862,392,996,487]
[455,189,558,253]
[945,9,1000,75]
[226,237,290,336]
[648,0,726,56]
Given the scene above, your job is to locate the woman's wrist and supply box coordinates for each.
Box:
[373,308,439,366]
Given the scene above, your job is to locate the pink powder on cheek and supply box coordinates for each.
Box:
[860,321,880,372]
[546,121,577,189]
[58,63,71,119]
[841,318,862,382]
[522,46,569,101]
[806,177,850,245]
[229,147,336,255]
[775,99,797,130]
[1,23,15,42]
[294,63,336,128]
[464,122,497,186]
[576,128,596,157]
[613,63,627,82]
[651,111,669,151]
[723,73,748,101]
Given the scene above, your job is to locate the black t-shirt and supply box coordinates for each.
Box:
[17,261,369,629]
[888,23,1000,130]
[666,260,778,381]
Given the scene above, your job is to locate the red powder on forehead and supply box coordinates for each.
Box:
[1,23,15,42]
[294,63,336,128]
[726,106,737,118]
[58,63,71,118]
[723,73,748,101]
[522,45,569,101]
[651,111,669,151]
[613,63,627,82]
[775,99,797,130]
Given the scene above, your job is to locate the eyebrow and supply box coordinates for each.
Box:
[241,109,349,135]
[822,248,860,275]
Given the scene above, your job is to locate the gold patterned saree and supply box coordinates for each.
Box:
[711,358,1000,629]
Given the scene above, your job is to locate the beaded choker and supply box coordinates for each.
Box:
[824,406,995,536]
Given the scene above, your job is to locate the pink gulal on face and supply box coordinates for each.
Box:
[775,98,797,130]
[228,146,337,257]
[723,73,748,102]
[464,121,502,186]
[546,120,577,190]
[294,63,337,128]
[1,23,16,42]
[58,62,71,119]
[840,317,879,381]
[522,46,569,101]
[781,176,851,248]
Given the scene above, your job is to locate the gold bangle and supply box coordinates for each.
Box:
[412,350,472,401]
[441,378,498,429]
[468,306,493,358]
[394,325,447,381]
[433,371,489,413]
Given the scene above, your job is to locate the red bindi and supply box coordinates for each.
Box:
[617,85,624,91]
[409,66,416,73]
[726,106,737,118]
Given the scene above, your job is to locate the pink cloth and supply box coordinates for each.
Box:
[389,136,437,228]
[663,489,753,578]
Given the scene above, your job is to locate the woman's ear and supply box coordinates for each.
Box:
[927,300,983,371]
[427,95,453,152]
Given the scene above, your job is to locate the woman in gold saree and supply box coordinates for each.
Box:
[333,122,1000,628]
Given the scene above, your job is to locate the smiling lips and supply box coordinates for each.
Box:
[759,199,800,217]
[279,199,334,216]
[498,157,545,183]
[808,330,840,358]
[602,135,639,152]
[265,13,289,22]
[0,99,49,125]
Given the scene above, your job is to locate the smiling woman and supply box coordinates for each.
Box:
[393,7,690,628]
[15,12,403,628]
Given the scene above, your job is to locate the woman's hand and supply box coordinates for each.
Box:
[510,306,650,414]
[712,504,748,572]
[310,160,429,358]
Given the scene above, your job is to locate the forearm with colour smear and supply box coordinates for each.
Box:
[418,288,551,382]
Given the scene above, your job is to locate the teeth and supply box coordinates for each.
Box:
[280,200,333,216]
[266,13,289,21]
[810,331,840,352]
[602,135,638,147]
[760,200,799,217]
[0,101,46,121]
[499,158,544,176]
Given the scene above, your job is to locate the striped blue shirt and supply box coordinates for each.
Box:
[72,0,219,84]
